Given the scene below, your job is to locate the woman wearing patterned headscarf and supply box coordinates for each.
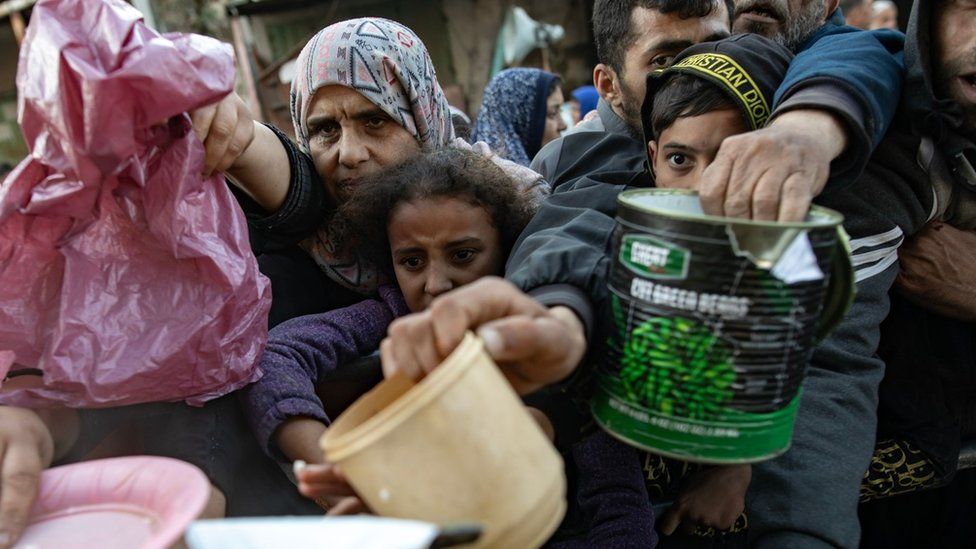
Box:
[472,68,567,166]
[288,18,457,298]
[192,17,544,327]
[290,18,455,155]
[290,18,545,299]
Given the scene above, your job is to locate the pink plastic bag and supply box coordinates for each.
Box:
[0,0,271,407]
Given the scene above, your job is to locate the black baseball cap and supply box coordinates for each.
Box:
[640,34,795,144]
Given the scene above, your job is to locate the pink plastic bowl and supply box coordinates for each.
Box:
[15,456,210,549]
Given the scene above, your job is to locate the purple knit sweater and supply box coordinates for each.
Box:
[242,286,410,458]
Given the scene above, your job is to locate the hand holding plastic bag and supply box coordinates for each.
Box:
[0,0,271,407]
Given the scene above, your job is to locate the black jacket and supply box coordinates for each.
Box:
[875,0,976,484]
[231,124,331,255]
[230,125,363,328]
[529,99,648,193]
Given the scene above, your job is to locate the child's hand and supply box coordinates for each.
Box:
[294,461,358,500]
[326,496,370,516]
[658,464,751,536]
[526,407,555,442]
[294,461,374,515]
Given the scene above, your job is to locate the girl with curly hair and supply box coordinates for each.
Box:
[241,147,536,512]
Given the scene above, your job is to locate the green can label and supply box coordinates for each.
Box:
[594,293,801,463]
[598,190,842,464]
[592,387,800,464]
[629,278,751,319]
[620,234,690,280]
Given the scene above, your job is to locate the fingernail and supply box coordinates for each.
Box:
[478,327,503,356]
[293,459,307,477]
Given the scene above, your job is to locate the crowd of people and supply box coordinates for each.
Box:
[1,0,974,547]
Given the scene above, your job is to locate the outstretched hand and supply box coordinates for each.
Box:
[189,91,256,177]
[379,277,586,395]
[699,109,846,222]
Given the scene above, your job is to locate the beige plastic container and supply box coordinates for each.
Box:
[320,332,566,548]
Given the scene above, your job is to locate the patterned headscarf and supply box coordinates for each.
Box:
[472,68,560,166]
[291,18,454,153]
[290,18,455,294]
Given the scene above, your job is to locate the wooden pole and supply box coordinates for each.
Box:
[229,16,264,123]
[10,10,25,46]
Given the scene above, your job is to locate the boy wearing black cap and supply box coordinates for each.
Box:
[558,35,794,546]
[640,34,794,539]
[635,32,936,544]
[642,35,794,193]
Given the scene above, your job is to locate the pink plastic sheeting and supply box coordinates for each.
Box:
[0,0,271,407]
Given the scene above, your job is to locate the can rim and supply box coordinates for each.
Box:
[617,188,844,229]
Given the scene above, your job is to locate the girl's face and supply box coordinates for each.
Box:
[388,197,505,312]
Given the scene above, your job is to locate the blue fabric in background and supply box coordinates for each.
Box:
[571,86,599,119]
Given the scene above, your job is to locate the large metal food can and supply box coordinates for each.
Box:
[592,189,853,463]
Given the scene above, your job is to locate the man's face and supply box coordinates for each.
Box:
[732,0,829,50]
[934,0,976,133]
[614,4,731,135]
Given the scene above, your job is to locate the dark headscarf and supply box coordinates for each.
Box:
[290,17,455,294]
[472,68,560,166]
